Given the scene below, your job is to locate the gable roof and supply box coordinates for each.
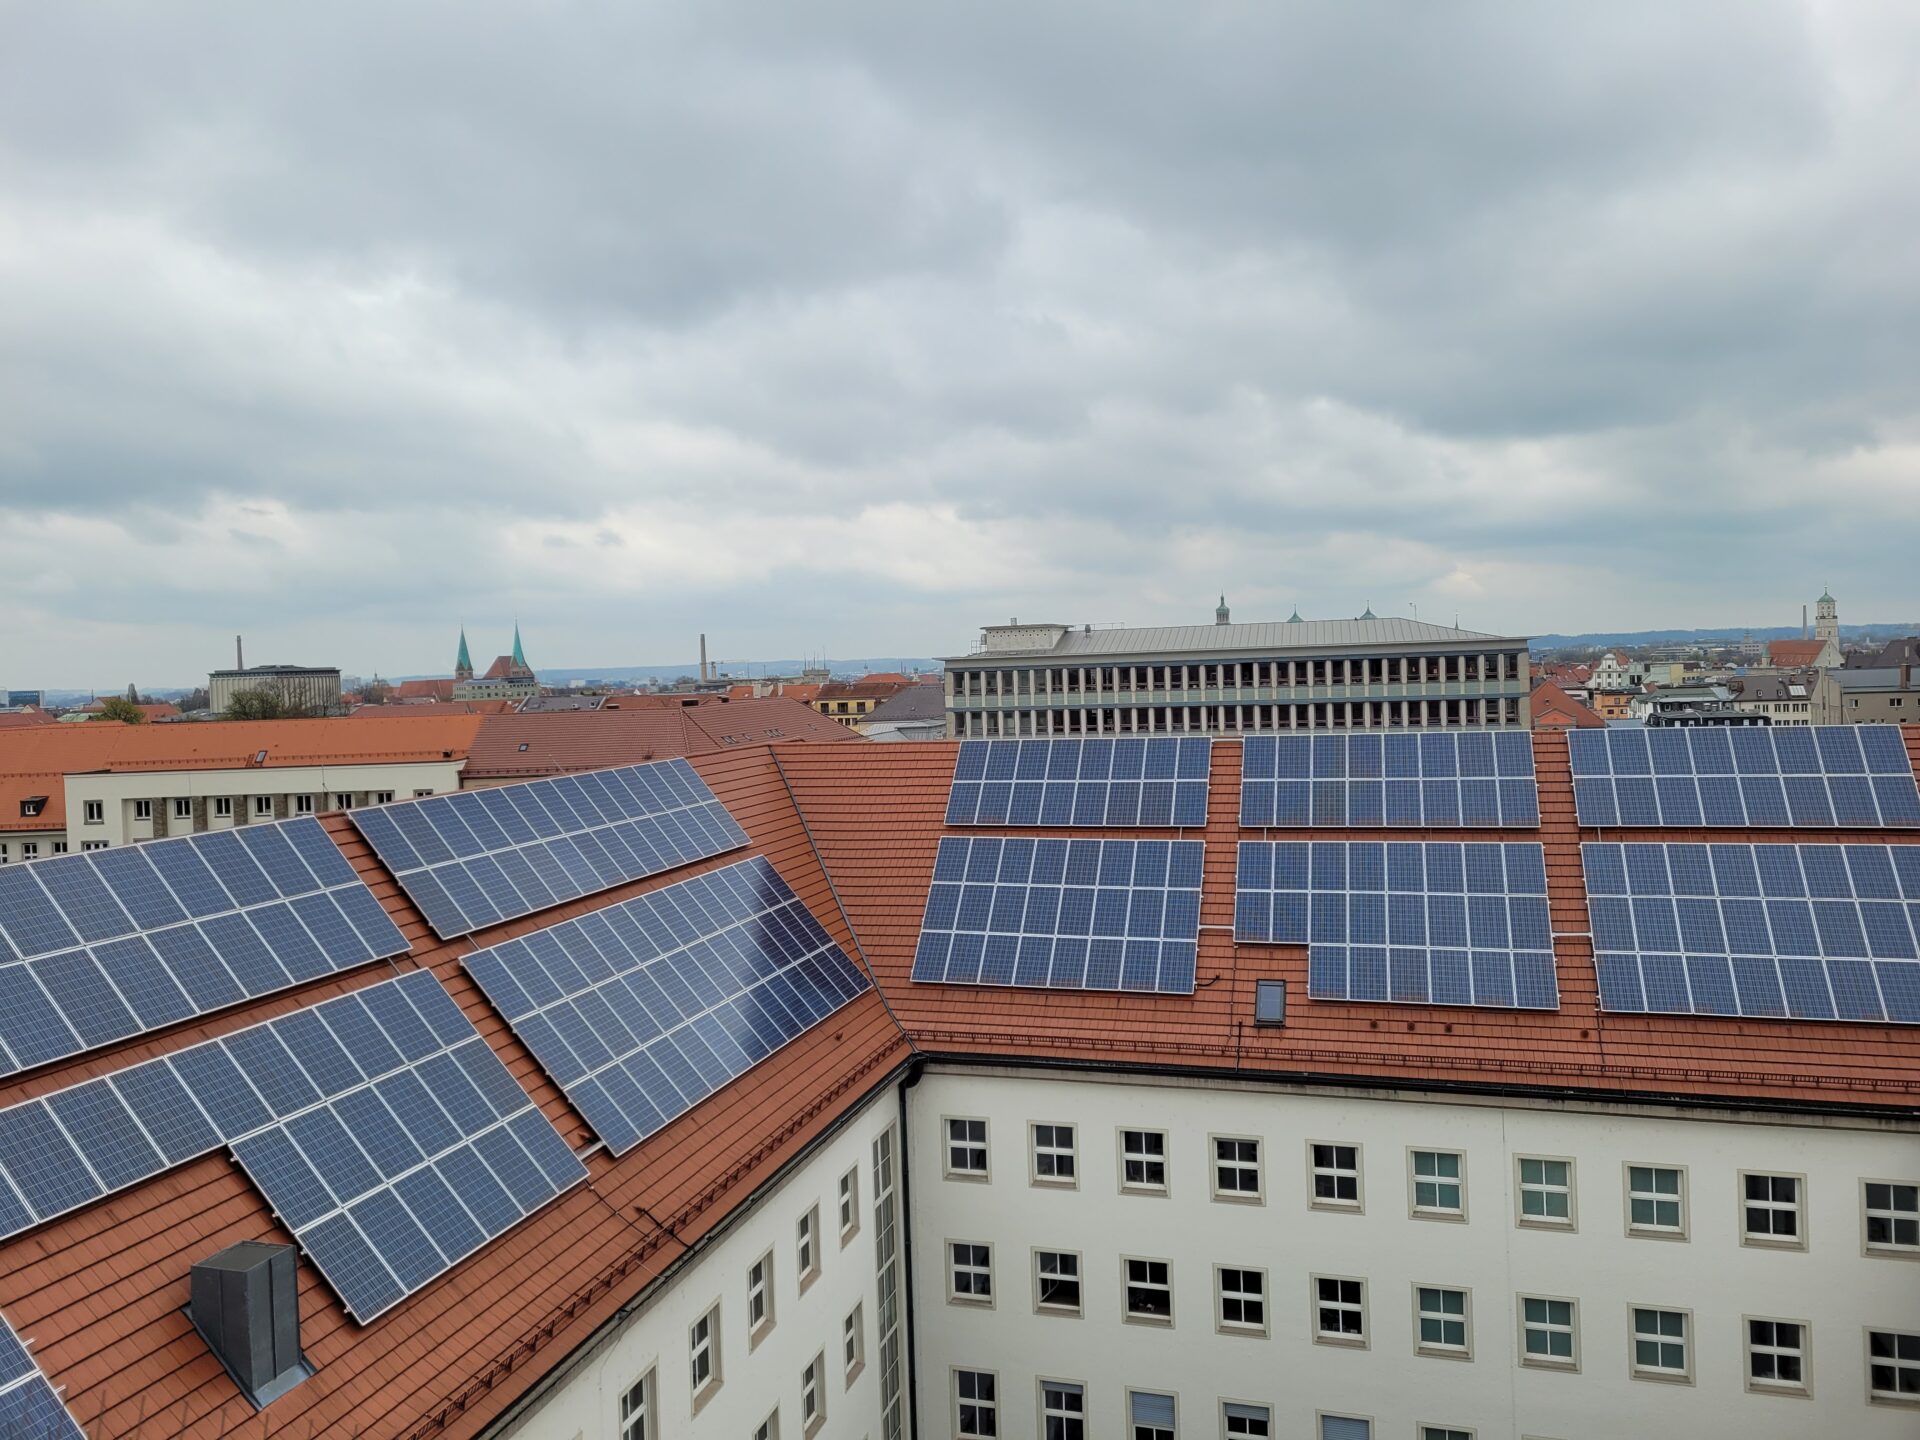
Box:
[1527,679,1606,728]
[0,711,59,730]
[464,697,855,778]
[0,716,483,775]
[861,684,946,724]
[1767,639,1828,667]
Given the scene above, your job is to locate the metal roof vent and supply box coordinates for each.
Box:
[189,1241,312,1408]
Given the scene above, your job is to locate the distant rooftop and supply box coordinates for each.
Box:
[950,615,1524,660]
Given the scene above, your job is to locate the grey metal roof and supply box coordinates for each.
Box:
[947,616,1524,661]
[1837,668,1916,692]
[861,684,945,723]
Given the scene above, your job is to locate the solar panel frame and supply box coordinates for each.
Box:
[1239,733,1540,829]
[349,761,750,939]
[0,971,587,1323]
[1583,840,1920,1024]
[945,738,1213,829]
[1236,840,1559,1011]
[0,818,410,1080]
[1567,726,1920,828]
[0,1312,85,1440]
[912,836,1203,995]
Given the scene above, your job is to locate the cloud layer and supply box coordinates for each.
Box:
[3,1,1917,686]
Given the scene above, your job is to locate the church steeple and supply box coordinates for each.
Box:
[511,622,530,675]
[454,627,473,681]
[1215,594,1230,625]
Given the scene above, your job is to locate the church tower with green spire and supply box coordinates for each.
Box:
[454,627,473,682]
[511,622,531,677]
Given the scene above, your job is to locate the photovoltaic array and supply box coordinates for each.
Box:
[1240,732,1539,828]
[0,818,408,1077]
[461,856,871,1156]
[1568,725,1920,829]
[912,837,1205,994]
[1584,842,1920,1024]
[0,971,586,1322]
[945,738,1212,827]
[1235,840,1558,1010]
[348,760,748,938]
[0,1312,83,1439]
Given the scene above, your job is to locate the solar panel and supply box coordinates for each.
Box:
[348,761,749,939]
[945,738,1212,827]
[461,856,871,1156]
[911,837,1204,994]
[1239,732,1540,829]
[0,818,409,1078]
[1235,840,1559,1011]
[1568,725,1920,829]
[0,1312,84,1440]
[0,971,586,1323]
[1583,841,1920,1024]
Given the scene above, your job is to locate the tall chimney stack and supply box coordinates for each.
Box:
[1802,605,1808,641]
[236,635,244,670]
[699,633,709,683]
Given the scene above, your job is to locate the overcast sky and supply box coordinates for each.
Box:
[3,2,1917,688]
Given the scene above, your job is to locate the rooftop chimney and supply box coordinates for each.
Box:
[189,1241,311,1407]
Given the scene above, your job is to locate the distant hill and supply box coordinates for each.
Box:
[1530,624,1914,652]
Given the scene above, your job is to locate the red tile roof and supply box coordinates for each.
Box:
[1768,639,1828,667]
[1529,679,1607,728]
[464,698,856,779]
[391,679,455,703]
[0,711,60,730]
[0,716,484,775]
[349,700,517,718]
[0,773,63,832]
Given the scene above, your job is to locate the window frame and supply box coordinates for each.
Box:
[944,1116,990,1180]
[747,1249,776,1347]
[619,1366,654,1440]
[252,794,274,817]
[1407,1147,1467,1222]
[842,1302,865,1384]
[688,1304,722,1409]
[953,1367,999,1438]
[1623,1162,1689,1240]
[1743,1314,1810,1398]
[1515,1154,1576,1231]
[1307,1140,1363,1212]
[1038,1378,1087,1440]
[1418,1428,1474,1440]
[172,798,192,820]
[213,796,235,818]
[1122,1254,1175,1327]
[1118,1127,1170,1196]
[838,1166,860,1244]
[1866,1326,1920,1407]
[1517,1293,1580,1372]
[796,1204,820,1292]
[801,1350,826,1437]
[1314,1412,1375,1440]
[82,799,104,824]
[1032,1248,1082,1317]
[1221,1398,1273,1439]
[132,799,153,822]
[1310,1272,1368,1349]
[947,1239,994,1307]
[1209,1134,1263,1205]
[1628,1303,1693,1385]
[1214,1264,1268,1338]
[1127,1386,1178,1440]
[1738,1170,1806,1251]
[1863,1178,1920,1258]
[1412,1283,1473,1360]
[753,1409,780,1440]
[1030,1121,1078,1189]
[292,793,315,815]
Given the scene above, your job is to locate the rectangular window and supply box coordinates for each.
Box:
[1310,1142,1362,1209]
[802,1352,825,1432]
[689,1307,720,1397]
[1868,1329,1920,1403]
[1626,1165,1687,1237]
[1740,1172,1802,1247]
[748,1251,775,1340]
[1318,1417,1371,1440]
[1415,1286,1470,1356]
[413,788,434,798]
[252,795,274,817]
[1865,1180,1920,1252]
[83,800,104,824]
[1128,1389,1175,1440]
[1121,1129,1168,1192]
[172,798,192,820]
[1031,1123,1076,1185]
[1123,1257,1173,1323]
[18,843,35,861]
[1313,1275,1366,1344]
[843,1303,864,1378]
[1041,1380,1085,1440]
[50,842,67,855]
[949,1241,992,1304]
[1520,1295,1578,1368]
[81,841,108,852]
[1631,1306,1690,1381]
[332,792,353,810]
[754,1411,780,1440]
[1517,1157,1574,1227]
[1410,1150,1464,1218]
[133,799,153,821]
[1223,1401,1271,1438]
[839,1167,860,1240]
[1746,1317,1807,1393]
[797,1205,819,1285]
[1253,979,1286,1025]
[955,1369,998,1437]
[946,1117,989,1177]
[1034,1250,1081,1314]
[1217,1266,1266,1335]
[292,794,315,815]
[1212,1136,1262,1201]
[620,1369,652,1440]
[213,796,234,818]
[375,790,395,804]
[1420,1430,1471,1440]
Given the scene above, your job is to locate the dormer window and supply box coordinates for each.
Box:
[19,797,45,818]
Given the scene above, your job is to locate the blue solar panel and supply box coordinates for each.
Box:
[1583,841,1920,1024]
[0,819,409,1079]
[0,971,586,1323]
[460,856,869,1156]
[1568,726,1920,828]
[0,1313,84,1440]
[1236,840,1558,1011]
[913,837,1203,995]
[1240,733,1538,828]
[946,738,1212,828]
[349,760,749,938]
